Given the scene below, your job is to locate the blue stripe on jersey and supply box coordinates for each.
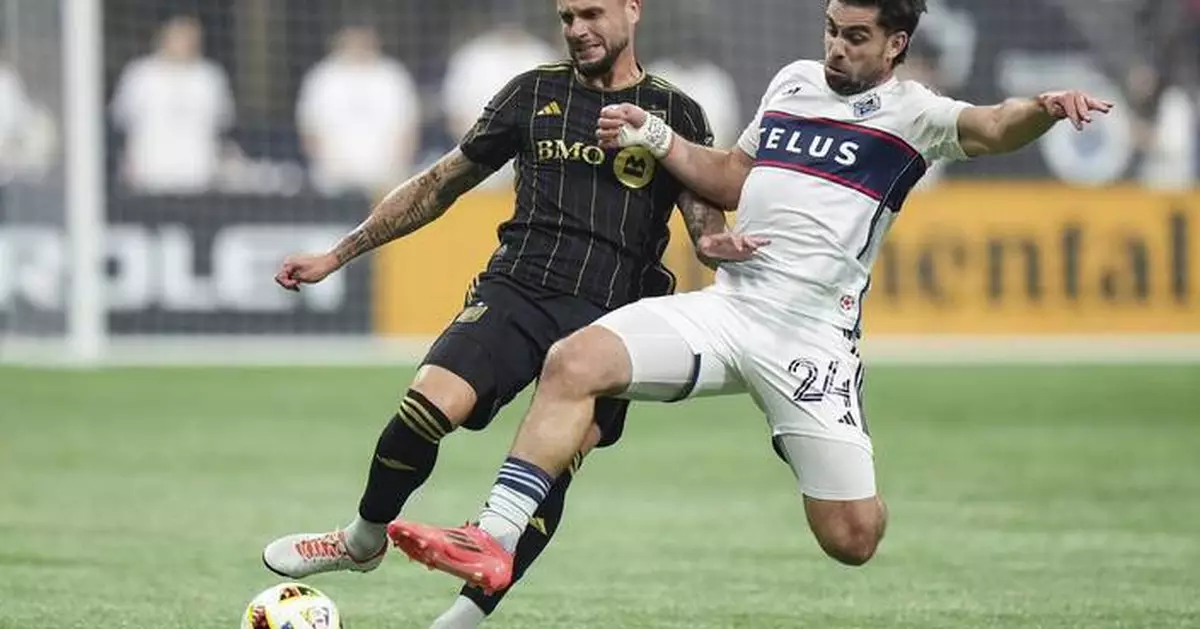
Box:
[755,112,928,211]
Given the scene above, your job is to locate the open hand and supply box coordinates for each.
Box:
[1037,90,1115,131]
[697,232,770,262]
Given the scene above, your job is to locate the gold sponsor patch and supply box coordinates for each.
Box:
[455,304,488,323]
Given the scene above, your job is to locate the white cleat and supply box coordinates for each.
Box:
[262,530,386,579]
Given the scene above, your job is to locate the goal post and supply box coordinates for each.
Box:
[63,0,105,365]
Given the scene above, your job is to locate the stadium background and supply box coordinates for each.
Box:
[1,3,1198,628]
[0,0,1196,361]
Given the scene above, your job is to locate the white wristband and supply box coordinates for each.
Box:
[617,112,674,159]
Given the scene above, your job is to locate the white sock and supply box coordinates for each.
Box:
[428,596,487,629]
[343,515,386,560]
[477,457,554,553]
[478,485,538,553]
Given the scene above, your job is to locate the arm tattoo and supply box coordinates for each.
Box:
[331,149,494,265]
[677,190,729,270]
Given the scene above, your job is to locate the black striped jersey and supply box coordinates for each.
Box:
[459,61,714,309]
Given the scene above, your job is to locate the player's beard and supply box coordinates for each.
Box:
[824,64,886,96]
[573,36,628,78]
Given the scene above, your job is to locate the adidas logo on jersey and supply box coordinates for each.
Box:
[537,101,563,116]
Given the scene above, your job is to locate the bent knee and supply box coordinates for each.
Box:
[542,337,598,394]
[818,528,880,566]
[806,496,887,567]
[542,327,630,397]
[410,365,478,428]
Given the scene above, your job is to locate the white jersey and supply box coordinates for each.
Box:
[714,60,972,331]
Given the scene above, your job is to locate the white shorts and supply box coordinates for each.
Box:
[593,287,876,501]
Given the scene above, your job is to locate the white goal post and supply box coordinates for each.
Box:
[63,0,105,365]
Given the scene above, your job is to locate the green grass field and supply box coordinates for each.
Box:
[1,365,1198,628]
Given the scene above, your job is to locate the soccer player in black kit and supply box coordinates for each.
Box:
[261,1,766,627]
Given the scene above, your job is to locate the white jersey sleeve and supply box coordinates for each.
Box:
[908,83,973,162]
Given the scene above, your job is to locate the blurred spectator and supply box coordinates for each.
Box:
[1126,0,1199,189]
[297,22,420,198]
[0,58,57,184]
[644,7,740,150]
[895,39,942,89]
[647,56,740,149]
[110,15,235,194]
[442,20,556,189]
[1055,0,1197,187]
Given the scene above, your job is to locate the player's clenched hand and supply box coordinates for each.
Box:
[275,253,340,292]
[597,103,648,149]
[697,232,770,263]
[1036,90,1114,131]
[597,103,673,158]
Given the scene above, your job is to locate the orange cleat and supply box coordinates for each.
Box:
[387,520,513,594]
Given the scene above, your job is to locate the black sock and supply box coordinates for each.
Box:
[461,452,585,615]
[357,390,455,523]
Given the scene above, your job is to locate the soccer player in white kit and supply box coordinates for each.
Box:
[387,0,1114,592]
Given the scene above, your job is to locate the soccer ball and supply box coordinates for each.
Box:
[240,582,342,629]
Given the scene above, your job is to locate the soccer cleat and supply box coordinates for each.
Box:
[387,520,513,594]
[261,530,386,579]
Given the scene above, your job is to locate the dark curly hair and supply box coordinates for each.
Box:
[828,0,928,64]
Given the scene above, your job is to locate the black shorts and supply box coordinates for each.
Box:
[421,274,629,448]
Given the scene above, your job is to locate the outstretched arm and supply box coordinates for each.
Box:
[331,149,491,264]
[676,190,769,270]
[957,90,1114,157]
[598,104,754,210]
[275,148,493,290]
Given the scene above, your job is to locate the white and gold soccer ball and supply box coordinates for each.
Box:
[240,582,342,629]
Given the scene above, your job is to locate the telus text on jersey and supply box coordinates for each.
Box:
[758,125,861,166]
